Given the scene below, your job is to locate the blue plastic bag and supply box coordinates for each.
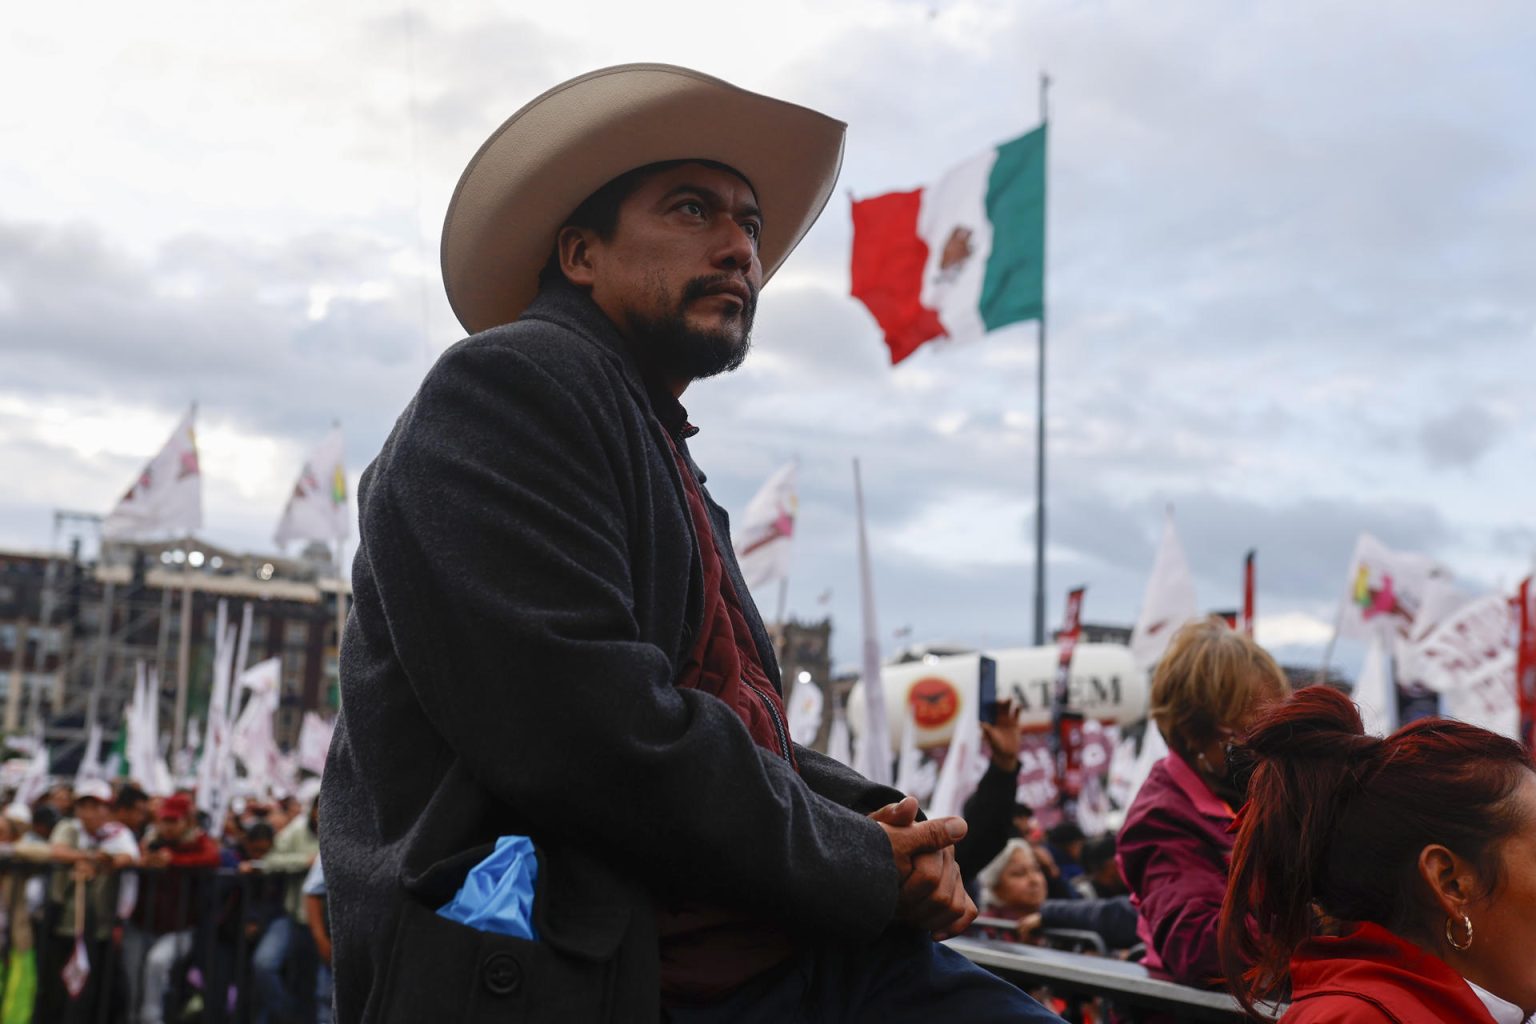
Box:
[436,835,540,940]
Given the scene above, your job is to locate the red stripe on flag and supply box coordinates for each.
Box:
[850,190,947,364]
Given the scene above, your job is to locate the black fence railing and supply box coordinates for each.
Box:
[0,858,326,1024]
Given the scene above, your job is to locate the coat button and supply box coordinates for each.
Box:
[482,952,521,996]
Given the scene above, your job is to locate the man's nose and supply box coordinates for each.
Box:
[711,219,759,275]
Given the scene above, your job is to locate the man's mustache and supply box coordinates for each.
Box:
[683,274,758,315]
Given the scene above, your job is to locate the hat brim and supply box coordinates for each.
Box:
[442,63,846,335]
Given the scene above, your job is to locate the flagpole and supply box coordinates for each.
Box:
[335,538,348,652]
[1032,71,1051,646]
[775,577,789,629]
[1315,601,1345,686]
[172,533,193,753]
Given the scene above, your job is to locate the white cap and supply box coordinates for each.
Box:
[3,802,31,825]
[74,779,113,804]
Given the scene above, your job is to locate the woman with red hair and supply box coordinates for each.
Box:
[1219,685,1536,1022]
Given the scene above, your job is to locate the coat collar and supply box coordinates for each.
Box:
[517,279,699,440]
[1161,752,1235,822]
[1291,921,1502,1024]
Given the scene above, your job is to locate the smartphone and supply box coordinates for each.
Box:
[977,655,998,723]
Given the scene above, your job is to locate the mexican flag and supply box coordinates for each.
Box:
[851,125,1046,364]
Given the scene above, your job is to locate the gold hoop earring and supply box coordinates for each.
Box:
[1445,913,1473,951]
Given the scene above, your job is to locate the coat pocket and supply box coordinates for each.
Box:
[381,840,656,1023]
[376,897,629,1023]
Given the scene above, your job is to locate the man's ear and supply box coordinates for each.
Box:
[1417,843,1479,918]
[558,226,598,288]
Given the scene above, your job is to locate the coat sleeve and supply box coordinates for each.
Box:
[795,746,906,814]
[363,337,898,938]
[1039,895,1141,950]
[1118,806,1228,986]
[954,761,1017,883]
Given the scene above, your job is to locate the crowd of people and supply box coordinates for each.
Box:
[0,777,328,1024]
[952,615,1536,1024]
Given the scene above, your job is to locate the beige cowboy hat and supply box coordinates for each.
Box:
[441,63,846,335]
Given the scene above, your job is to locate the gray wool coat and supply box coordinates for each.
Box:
[319,280,905,1023]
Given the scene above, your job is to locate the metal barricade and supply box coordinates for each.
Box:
[0,856,323,1024]
[948,934,1264,1022]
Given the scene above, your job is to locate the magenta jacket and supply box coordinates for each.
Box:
[1116,753,1236,988]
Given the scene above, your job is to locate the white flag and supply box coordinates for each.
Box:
[733,461,797,590]
[275,426,349,547]
[1130,509,1200,672]
[826,709,853,768]
[124,664,173,796]
[785,676,824,747]
[1353,629,1396,737]
[74,722,106,787]
[16,722,50,807]
[297,712,334,776]
[231,657,284,792]
[852,459,891,785]
[196,605,240,825]
[1337,533,1452,641]
[927,702,984,820]
[1110,719,1168,812]
[893,701,938,804]
[103,406,203,540]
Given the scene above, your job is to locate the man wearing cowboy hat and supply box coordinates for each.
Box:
[320,65,1055,1022]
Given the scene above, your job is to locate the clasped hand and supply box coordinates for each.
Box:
[870,796,977,941]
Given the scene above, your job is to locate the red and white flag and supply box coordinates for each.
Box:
[103,405,202,540]
[732,461,797,590]
[62,936,90,999]
[1517,578,1536,750]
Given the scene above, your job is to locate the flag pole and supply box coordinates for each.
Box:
[335,538,348,651]
[1315,601,1345,686]
[1032,71,1051,646]
[172,533,193,753]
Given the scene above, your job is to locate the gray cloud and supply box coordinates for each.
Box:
[3,0,1535,676]
[1419,403,1501,469]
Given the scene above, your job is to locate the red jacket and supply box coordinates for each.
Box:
[1116,753,1235,986]
[1285,922,1498,1023]
[133,830,222,935]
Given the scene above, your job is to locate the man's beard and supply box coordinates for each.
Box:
[627,273,757,381]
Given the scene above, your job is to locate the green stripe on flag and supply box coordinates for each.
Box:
[979,124,1047,332]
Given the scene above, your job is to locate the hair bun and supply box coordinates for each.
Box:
[1243,685,1377,762]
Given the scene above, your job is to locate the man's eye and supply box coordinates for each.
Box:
[678,201,704,217]
[742,221,761,241]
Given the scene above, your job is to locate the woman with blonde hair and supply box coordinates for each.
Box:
[1116,616,1288,986]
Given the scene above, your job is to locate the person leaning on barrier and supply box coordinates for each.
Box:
[126,792,221,1024]
[1116,617,1289,987]
[977,838,1141,952]
[40,778,140,1024]
[320,64,1062,1024]
[113,782,152,840]
[252,793,322,1024]
[1220,686,1536,1023]
[1072,833,1128,900]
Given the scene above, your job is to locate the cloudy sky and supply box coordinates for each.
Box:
[3,0,1533,676]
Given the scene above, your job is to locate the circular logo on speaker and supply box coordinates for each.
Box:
[908,677,959,730]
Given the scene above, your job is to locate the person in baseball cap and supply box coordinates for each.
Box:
[321,64,1053,1022]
